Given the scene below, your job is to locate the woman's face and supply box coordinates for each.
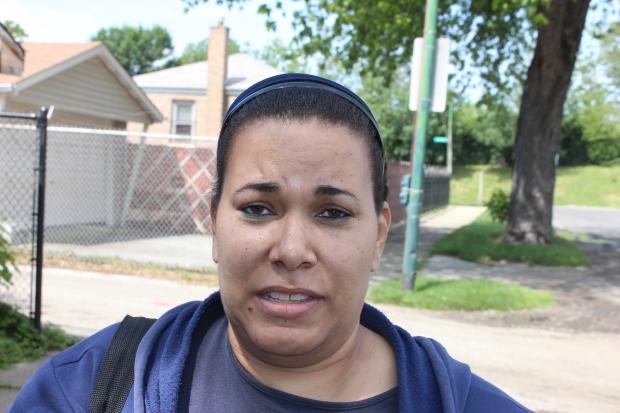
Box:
[212,117,390,366]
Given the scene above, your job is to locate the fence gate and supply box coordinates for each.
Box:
[0,108,50,329]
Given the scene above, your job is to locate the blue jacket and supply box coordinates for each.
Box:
[9,292,532,412]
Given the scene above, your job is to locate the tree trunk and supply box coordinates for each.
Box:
[501,0,590,245]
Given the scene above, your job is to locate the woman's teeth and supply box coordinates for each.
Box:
[265,292,310,302]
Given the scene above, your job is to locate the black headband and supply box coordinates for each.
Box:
[222,73,384,151]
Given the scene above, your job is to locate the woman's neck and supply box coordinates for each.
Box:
[227,323,397,402]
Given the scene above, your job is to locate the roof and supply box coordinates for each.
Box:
[0,22,25,59]
[0,42,99,85]
[0,42,162,123]
[133,53,282,94]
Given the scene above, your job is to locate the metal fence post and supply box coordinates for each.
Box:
[33,107,50,330]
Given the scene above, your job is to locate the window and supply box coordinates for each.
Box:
[171,101,195,135]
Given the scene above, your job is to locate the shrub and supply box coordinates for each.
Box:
[485,189,510,223]
[0,302,78,368]
[0,222,16,284]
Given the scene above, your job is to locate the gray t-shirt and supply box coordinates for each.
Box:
[188,317,398,412]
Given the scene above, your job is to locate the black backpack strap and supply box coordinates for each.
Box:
[88,315,156,413]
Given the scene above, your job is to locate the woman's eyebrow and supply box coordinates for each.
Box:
[234,182,280,194]
[314,185,358,201]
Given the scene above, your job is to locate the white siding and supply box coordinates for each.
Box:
[5,101,118,128]
[2,102,127,228]
[13,57,150,123]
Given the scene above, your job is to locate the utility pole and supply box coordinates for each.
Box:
[447,103,453,175]
[402,0,439,290]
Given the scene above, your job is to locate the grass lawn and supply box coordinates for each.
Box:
[450,164,620,207]
[0,302,78,369]
[368,277,554,311]
[15,250,219,286]
[431,213,590,266]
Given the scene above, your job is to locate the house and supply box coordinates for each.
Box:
[0,22,163,233]
[0,22,162,127]
[129,22,281,138]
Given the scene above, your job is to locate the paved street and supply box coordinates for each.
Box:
[553,206,620,241]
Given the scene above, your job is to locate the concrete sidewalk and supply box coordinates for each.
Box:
[373,205,484,283]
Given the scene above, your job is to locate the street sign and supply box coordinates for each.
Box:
[432,136,448,143]
[409,37,450,113]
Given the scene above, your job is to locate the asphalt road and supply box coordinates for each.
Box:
[554,206,620,240]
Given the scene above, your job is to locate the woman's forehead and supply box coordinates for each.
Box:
[225,119,373,190]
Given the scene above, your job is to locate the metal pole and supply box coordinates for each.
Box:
[34,107,50,330]
[402,0,439,290]
[447,103,453,175]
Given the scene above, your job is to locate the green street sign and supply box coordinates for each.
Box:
[432,136,448,143]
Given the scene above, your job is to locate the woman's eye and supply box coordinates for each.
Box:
[241,205,274,218]
[316,208,351,221]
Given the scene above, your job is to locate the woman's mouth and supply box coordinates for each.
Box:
[257,288,321,318]
[264,291,313,303]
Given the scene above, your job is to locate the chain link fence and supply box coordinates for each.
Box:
[1,116,450,323]
[2,113,219,324]
[0,112,41,319]
[38,126,218,270]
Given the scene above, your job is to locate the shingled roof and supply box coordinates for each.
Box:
[133,53,282,94]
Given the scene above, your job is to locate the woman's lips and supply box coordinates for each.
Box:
[256,287,321,319]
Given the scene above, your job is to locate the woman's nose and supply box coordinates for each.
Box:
[268,213,318,271]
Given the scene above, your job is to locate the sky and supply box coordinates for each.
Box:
[4,0,295,56]
[4,0,616,104]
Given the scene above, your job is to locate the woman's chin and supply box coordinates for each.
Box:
[242,324,325,361]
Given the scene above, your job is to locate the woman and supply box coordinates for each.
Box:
[9,74,531,412]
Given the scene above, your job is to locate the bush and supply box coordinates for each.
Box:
[0,222,16,284]
[0,302,78,368]
[485,189,510,223]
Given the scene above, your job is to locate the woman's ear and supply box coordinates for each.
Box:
[210,199,218,263]
[371,202,391,272]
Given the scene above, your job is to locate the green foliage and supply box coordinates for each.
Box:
[451,165,620,207]
[0,223,16,284]
[167,37,241,67]
[368,277,554,311]
[554,165,620,207]
[432,213,590,267]
[254,39,310,73]
[452,103,517,165]
[357,71,413,161]
[92,25,174,75]
[185,0,540,98]
[0,303,78,369]
[562,21,620,165]
[2,20,27,42]
[600,22,620,94]
[485,189,510,223]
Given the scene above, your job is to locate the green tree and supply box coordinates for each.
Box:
[254,39,310,73]
[185,0,595,245]
[452,103,517,165]
[2,20,27,42]
[561,21,620,165]
[92,25,174,75]
[601,21,620,94]
[179,37,241,64]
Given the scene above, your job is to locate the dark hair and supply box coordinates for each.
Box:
[213,87,388,213]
